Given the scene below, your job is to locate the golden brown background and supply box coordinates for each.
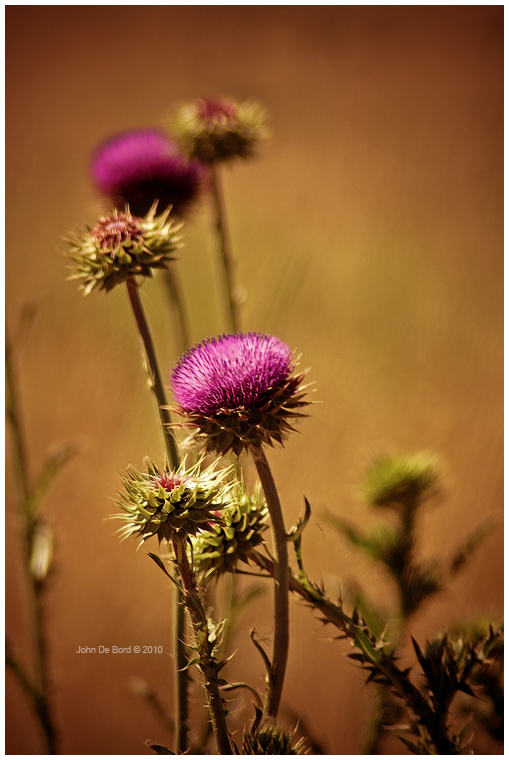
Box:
[6,6,503,755]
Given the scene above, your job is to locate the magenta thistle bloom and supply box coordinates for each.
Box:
[91,129,204,217]
[171,333,309,455]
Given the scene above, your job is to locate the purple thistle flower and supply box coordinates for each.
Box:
[91,129,204,217]
[171,333,309,455]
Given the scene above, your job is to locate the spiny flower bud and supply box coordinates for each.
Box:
[174,97,268,163]
[29,521,53,583]
[362,452,441,508]
[112,457,233,545]
[242,720,307,755]
[91,129,204,217]
[170,332,310,456]
[192,484,268,580]
[67,204,181,295]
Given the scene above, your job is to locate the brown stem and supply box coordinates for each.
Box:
[160,265,191,355]
[125,277,179,469]
[125,279,189,753]
[209,163,240,333]
[250,446,289,719]
[174,584,191,753]
[6,332,58,753]
[172,539,233,755]
[249,549,458,755]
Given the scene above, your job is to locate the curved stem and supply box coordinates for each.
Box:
[172,539,233,755]
[250,445,289,719]
[250,549,458,755]
[209,163,240,333]
[160,265,191,355]
[125,277,179,470]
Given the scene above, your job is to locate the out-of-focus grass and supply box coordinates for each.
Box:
[6,6,502,754]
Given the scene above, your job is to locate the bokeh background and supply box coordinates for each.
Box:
[6,6,503,755]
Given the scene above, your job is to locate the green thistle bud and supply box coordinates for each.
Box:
[243,720,307,755]
[112,457,233,545]
[29,521,53,583]
[361,452,441,508]
[174,97,268,164]
[192,484,268,580]
[66,203,181,295]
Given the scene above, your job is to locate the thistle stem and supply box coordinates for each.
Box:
[174,584,191,753]
[125,277,179,470]
[250,445,289,719]
[250,549,458,755]
[366,495,418,753]
[6,332,58,754]
[172,538,233,755]
[209,162,240,333]
[6,334,30,505]
[160,265,191,354]
[125,279,189,754]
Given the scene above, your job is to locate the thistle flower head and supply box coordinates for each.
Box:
[91,129,204,216]
[67,204,181,295]
[191,483,268,580]
[171,332,309,455]
[112,457,233,545]
[243,719,307,755]
[174,97,268,163]
[362,452,442,508]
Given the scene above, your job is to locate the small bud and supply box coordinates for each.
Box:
[192,483,268,580]
[361,452,441,508]
[66,204,181,295]
[171,332,310,456]
[243,720,307,755]
[91,129,205,217]
[173,97,268,163]
[29,521,53,582]
[111,457,233,546]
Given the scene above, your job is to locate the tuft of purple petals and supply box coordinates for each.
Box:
[171,333,294,416]
[91,129,204,217]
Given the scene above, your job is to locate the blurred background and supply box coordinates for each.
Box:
[6,6,503,755]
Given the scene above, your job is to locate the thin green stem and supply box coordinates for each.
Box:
[250,445,289,719]
[160,265,191,355]
[172,538,233,755]
[209,163,240,333]
[125,277,179,470]
[6,332,58,754]
[125,279,189,754]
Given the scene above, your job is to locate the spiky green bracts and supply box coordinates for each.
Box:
[192,484,268,580]
[112,457,233,545]
[67,203,181,295]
